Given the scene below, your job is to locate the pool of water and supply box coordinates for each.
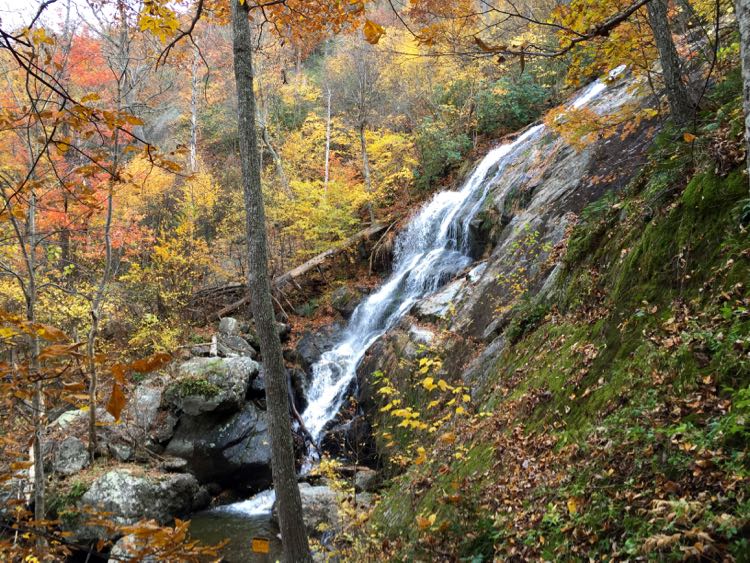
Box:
[189,509,282,562]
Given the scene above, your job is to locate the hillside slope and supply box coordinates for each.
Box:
[341,70,750,561]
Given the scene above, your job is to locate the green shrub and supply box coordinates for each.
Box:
[475,75,548,136]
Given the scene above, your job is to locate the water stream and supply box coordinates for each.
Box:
[190,71,626,553]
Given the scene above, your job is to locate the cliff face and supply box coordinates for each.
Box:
[351,69,750,560]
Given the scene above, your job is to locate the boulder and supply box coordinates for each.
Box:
[73,469,199,541]
[273,483,339,536]
[330,286,363,318]
[295,323,342,371]
[321,415,377,465]
[216,334,257,358]
[165,357,260,416]
[218,317,240,336]
[52,437,89,476]
[108,535,159,563]
[354,469,380,493]
[164,401,272,491]
[122,378,165,441]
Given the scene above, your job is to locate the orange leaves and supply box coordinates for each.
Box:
[107,352,173,420]
[129,352,172,374]
[415,512,436,530]
[105,381,127,421]
[363,19,385,45]
[683,132,697,143]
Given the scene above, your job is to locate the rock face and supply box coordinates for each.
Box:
[52,436,89,476]
[164,401,272,490]
[330,286,364,318]
[74,470,199,541]
[350,72,655,466]
[165,357,260,416]
[295,323,342,371]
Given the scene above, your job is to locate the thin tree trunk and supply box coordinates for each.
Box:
[230,2,311,562]
[646,0,693,125]
[87,188,113,460]
[27,191,45,534]
[189,45,199,174]
[324,86,332,191]
[359,123,375,223]
[735,0,750,190]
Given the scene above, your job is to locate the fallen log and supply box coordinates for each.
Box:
[209,222,387,320]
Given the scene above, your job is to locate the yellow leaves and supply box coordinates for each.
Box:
[437,379,451,392]
[138,0,180,43]
[363,19,385,45]
[415,513,436,530]
[414,446,427,465]
[439,431,456,445]
[462,394,471,403]
[567,497,579,515]
[421,376,436,391]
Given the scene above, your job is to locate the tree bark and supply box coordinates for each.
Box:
[324,86,332,191]
[646,0,694,126]
[359,123,375,224]
[735,0,750,189]
[189,45,199,173]
[230,2,311,561]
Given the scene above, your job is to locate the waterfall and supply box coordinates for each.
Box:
[218,72,623,518]
[300,68,627,443]
[300,124,547,442]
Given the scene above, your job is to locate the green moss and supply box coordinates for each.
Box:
[174,376,221,398]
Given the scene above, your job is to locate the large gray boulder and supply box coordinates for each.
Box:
[73,469,199,541]
[164,401,272,490]
[165,357,260,416]
[273,483,339,536]
[52,436,89,476]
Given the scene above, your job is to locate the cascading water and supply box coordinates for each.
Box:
[301,123,546,443]
[301,65,628,446]
[201,71,625,520]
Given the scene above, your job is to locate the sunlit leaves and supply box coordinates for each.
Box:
[363,19,385,44]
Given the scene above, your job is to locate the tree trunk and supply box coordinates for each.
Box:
[359,123,375,223]
[27,191,45,536]
[324,86,332,191]
[230,2,311,561]
[646,0,693,126]
[189,45,199,174]
[735,0,750,189]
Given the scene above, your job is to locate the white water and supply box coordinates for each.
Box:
[300,123,548,442]
[217,72,622,518]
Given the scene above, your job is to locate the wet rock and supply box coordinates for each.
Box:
[52,437,89,476]
[321,415,377,465]
[165,357,260,416]
[73,470,199,542]
[164,401,272,491]
[330,286,363,318]
[295,323,342,371]
[413,278,467,323]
